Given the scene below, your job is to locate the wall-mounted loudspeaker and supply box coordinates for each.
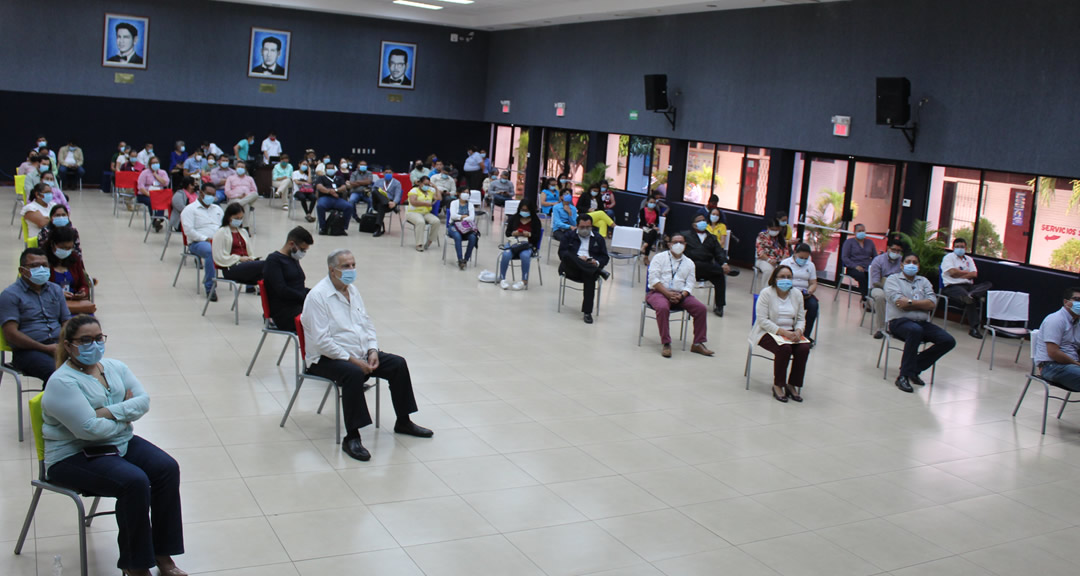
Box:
[644,74,669,111]
[876,77,911,126]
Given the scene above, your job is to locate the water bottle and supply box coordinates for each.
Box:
[52,555,63,576]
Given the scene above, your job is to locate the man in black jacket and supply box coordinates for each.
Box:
[683,211,730,317]
[263,227,314,332]
[558,214,610,324]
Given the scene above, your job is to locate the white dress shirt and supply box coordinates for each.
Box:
[647,251,696,294]
[136,148,154,167]
[301,276,379,366]
[940,252,976,286]
[261,138,282,162]
[180,202,224,243]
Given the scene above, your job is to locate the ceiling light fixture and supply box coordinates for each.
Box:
[435,0,475,4]
[393,0,444,10]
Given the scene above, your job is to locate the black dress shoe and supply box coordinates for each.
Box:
[394,421,434,438]
[713,306,724,317]
[342,437,371,461]
[969,328,983,339]
[727,270,740,277]
[598,269,611,281]
[209,290,218,302]
[910,374,926,386]
[373,229,384,238]
[873,331,884,340]
[584,313,594,324]
[895,376,914,393]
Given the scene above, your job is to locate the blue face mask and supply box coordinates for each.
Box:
[74,340,105,365]
[1072,301,1080,316]
[776,279,794,292]
[695,221,708,231]
[27,266,51,285]
[38,141,47,149]
[647,202,656,209]
[562,194,572,202]
[338,269,356,285]
[519,211,530,218]
[358,166,367,172]
[150,163,161,171]
[221,161,230,168]
[326,167,337,176]
[201,195,215,206]
[54,248,73,260]
[230,219,243,228]
[903,263,919,276]
[559,179,569,184]
[855,231,866,240]
[180,146,186,152]
[53,216,70,227]
[795,257,808,266]
[236,167,246,176]
[710,215,720,223]
[384,173,393,181]
[42,193,53,204]
[954,247,966,257]
[38,164,48,173]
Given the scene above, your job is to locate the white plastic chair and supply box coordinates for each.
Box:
[609,226,645,287]
[978,291,1030,370]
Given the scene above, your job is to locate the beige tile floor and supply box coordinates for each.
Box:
[2,186,1079,575]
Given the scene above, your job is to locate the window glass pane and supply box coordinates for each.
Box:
[493,125,512,173]
[743,148,769,216]
[605,134,628,189]
[684,142,715,205]
[927,166,981,239]
[967,171,1034,263]
[714,145,745,210]
[1031,176,1080,272]
[512,127,526,195]
[803,157,849,282]
[544,130,567,179]
[790,152,804,223]
[650,138,671,195]
[626,136,653,194]
[567,133,589,195]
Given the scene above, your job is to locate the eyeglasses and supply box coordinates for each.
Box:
[70,335,107,345]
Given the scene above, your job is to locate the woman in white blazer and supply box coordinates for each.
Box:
[751,264,810,403]
[447,190,478,269]
[211,203,264,285]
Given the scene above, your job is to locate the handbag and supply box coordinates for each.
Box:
[454,219,477,235]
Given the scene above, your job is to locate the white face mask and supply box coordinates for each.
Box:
[768,229,780,237]
[670,243,685,256]
[459,192,470,203]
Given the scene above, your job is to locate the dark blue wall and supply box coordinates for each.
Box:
[484,0,1080,179]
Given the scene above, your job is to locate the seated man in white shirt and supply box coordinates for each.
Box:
[940,237,993,339]
[645,234,714,358]
[180,184,225,300]
[301,249,432,461]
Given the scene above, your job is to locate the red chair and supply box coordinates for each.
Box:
[171,229,204,294]
[113,171,139,217]
[245,280,298,376]
[284,315,380,444]
[141,188,174,241]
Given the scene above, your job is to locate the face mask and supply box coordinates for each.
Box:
[779,220,788,227]
[600,186,608,191]
[27,266,50,285]
[855,231,866,240]
[903,263,919,276]
[480,153,486,158]
[196,155,204,162]
[954,247,966,257]
[39,164,49,173]
[338,269,356,285]
[150,163,160,171]
[709,214,720,223]
[201,195,215,206]
[53,216,70,227]
[54,248,73,260]
[519,211,530,218]
[795,257,808,266]
[300,164,307,170]
[358,166,367,172]
[323,158,331,164]
[291,248,306,261]
[694,221,708,232]
[776,279,794,291]
[208,159,217,165]
[460,193,470,202]
[548,186,557,192]
[74,340,106,365]
[578,228,592,238]
[148,149,154,155]
[562,194,572,202]
[384,173,393,181]
[888,251,902,261]
[326,167,337,176]
[221,161,229,168]
[280,161,288,167]
[38,141,47,148]
[129,157,138,163]
[42,193,54,204]
[230,218,244,228]
[341,163,349,170]
[43,180,56,188]
[670,242,685,256]
[239,167,250,176]
[559,179,569,184]
[768,229,780,237]
[119,146,126,152]
[180,146,186,152]
[647,202,656,209]
[1071,301,1080,316]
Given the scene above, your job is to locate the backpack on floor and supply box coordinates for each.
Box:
[358,212,379,233]
[325,209,347,236]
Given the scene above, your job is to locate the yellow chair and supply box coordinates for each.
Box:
[11,174,26,225]
[13,393,114,576]
[0,327,43,441]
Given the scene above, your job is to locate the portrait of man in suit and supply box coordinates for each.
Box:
[102,15,148,69]
[378,41,416,90]
[248,28,291,80]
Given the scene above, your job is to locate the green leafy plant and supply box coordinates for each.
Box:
[897,219,948,280]
[954,217,1004,259]
[1050,238,1080,273]
[804,189,858,252]
[581,163,610,191]
[1030,177,1080,215]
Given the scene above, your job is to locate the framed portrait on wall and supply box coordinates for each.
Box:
[248,27,291,80]
[102,14,149,69]
[378,41,416,90]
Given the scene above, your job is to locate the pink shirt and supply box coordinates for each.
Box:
[224,174,258,199]
[138,169,170,195]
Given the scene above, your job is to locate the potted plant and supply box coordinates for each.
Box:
[897,219,948,285]
[581,162,610,191]
[804,189,857,272]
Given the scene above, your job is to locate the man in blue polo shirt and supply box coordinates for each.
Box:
[1034,287,1080,391]
[0,248,72,382]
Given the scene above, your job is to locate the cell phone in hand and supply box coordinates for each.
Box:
[83,445,120,459]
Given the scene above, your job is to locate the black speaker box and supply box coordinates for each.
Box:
[876,77,911,126]
[644,74,668,111]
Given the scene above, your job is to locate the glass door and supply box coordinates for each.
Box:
[490,124,527,195]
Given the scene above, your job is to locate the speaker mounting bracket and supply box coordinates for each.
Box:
[890,123,918,152]
[658,106,677,131]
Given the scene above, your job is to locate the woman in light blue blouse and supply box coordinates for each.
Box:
[41,315,186,576]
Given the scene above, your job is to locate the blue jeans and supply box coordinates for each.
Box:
[12,346,57,383]
[47,435,184,570]
[349,191,371,215]
[1042,362,1080,392]
[888,318,956,378]
[448,228,478,262]
[499,247,532,282]
[316,196,353,232]
[188,241,215,294]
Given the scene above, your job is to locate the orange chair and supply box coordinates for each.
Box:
[246,280,298,376]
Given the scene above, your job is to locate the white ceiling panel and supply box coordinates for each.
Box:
[215,0,847,30]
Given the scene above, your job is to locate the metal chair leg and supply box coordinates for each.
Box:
[317,382,334,414]
[1012,377,1033,416]
[1058,392,1071,419]
[246,332,269,376]
[276,337,293,366]
[744,344,753,390]
[989,332,997,370]
[13,486,41,555]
